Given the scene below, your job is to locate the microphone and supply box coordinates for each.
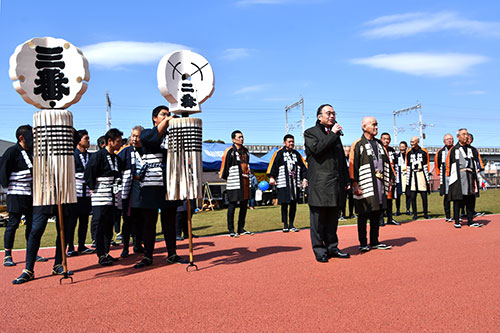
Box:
[334,121,344,136]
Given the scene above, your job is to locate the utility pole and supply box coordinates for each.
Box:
[106,90,112,131]
[285,96,305,145]
[393,102,423,146]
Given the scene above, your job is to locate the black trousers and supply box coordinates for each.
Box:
[454,195,474,225]
[383,199,393,223]
[76,197,91,249]
[176,210,188,238]
[114,209,122,234]
[142,204,177,260]
[93,206,115,257]
[409,191,428,216]
[309,206,339,258]
[4,210,32,250]
[357,210,382,247]
[227,200,248,233]
[26,211,72,271]
[122,207,143,248]
[398,193,411,212]
[281,201,297,228]
[443,195,451,219]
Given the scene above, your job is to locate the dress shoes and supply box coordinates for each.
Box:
[330,251,350,259]
[316,255,329,263]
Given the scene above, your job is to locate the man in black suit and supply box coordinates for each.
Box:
[304,104,350,263]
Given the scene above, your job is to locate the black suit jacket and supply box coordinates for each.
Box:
[304,121,349,207]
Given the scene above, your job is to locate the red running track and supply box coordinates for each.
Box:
[1,215,499,331]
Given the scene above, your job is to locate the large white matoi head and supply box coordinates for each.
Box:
[9,37,90,109]
[157,50,214,115]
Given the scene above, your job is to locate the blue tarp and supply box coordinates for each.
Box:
[202,142,269,171]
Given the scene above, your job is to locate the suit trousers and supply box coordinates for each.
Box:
[309,206,339,258]
[357,210,382,247]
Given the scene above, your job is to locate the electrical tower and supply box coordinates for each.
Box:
[285,96,305,144]
[106,90,112,131]
[393,102,426,146]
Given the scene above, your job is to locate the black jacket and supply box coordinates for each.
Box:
[304,121,349,207]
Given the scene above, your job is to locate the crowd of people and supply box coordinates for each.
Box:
[1,103,487,282]
[227,104,485,263]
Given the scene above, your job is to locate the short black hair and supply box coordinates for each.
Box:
[316,104,333,116]
[16,125,32,142]
[105,128,123,144]
[152,105,169,125]
[380,132,391,138]
[97,135,106,148]
[77,129,88,140]
[468,133,474,143]
[231,130,242,139]
[400,141,408,147]
[283,134,294,142]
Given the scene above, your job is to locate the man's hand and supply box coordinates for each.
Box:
[302,179,308,188]
[158,114,177,137]
[332,123,343,134]
[269,177,276,186]
[352,182,362,195]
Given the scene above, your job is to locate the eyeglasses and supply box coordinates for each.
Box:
[321,112,336,116]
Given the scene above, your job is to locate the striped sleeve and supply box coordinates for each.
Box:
[266,148,281,176]
[349,139,361,180]
[219,147,231,180]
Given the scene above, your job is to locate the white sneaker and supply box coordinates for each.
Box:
[372,243,392,250]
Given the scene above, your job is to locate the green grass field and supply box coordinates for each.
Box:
[1,189,499,250]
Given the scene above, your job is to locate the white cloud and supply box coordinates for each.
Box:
[363,12,500,38]
[350,52,489,77]
[81,41,190,68]
[234,84,270,95]
[221,48,253,60]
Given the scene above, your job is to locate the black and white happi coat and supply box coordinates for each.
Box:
[385,145,397,199]
[406,147,430,193]
[138,127,168,209]
[446,143,480,201]
[349,136,393,215]
[435,145,451,196]
[219,144,250,202]
[84,148,122,209]
[117,145,147,207]
[0,143,33,213]
[267,147,307,204]
[74,148,92,198]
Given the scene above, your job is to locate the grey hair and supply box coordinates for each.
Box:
[132,125,144,133]
[456,128,467,136]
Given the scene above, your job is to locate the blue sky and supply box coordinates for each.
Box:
[0,0,499,147]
